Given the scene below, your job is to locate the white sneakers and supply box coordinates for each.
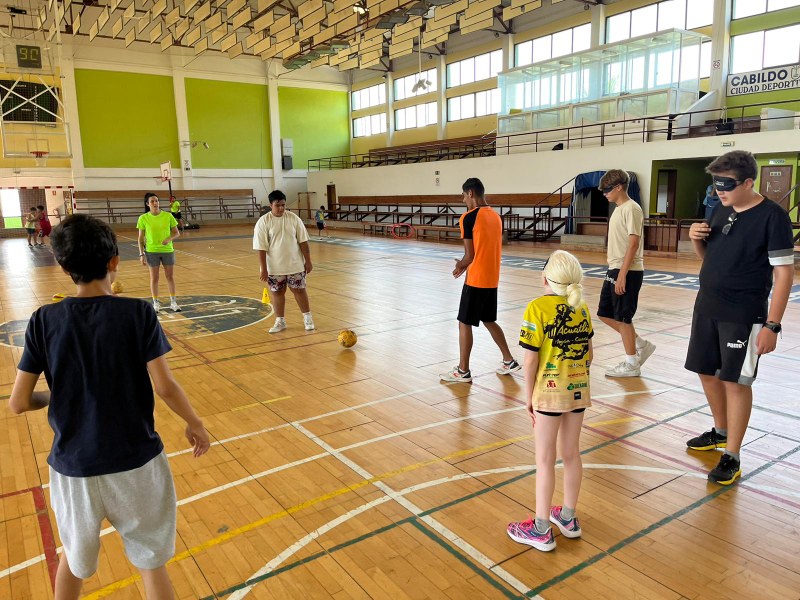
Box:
[303,314,315,331]
[152,299,161,312]
[169,299,182,312]
[269,318,287,334]
[605,339,656,378]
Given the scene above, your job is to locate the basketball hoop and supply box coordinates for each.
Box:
[31,151,49,167]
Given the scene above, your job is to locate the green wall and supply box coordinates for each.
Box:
[74,69,180,168]
[184,78,271,169]
[650,159,710,219]
[278,87,349,170]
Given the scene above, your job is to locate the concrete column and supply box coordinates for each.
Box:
[170,68,193,189]
[709,0,732,102]
[59,42,84,186]
[386,72,395,146]
[437,52,446,140]
[267,62,284,192]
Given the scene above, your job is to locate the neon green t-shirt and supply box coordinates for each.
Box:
[519,295,593,412]
[170,200,180,213]
[137,211,178,253]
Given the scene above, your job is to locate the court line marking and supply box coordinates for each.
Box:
[588,416,642,427]
[118,236,245,269]
[230,395,291,411]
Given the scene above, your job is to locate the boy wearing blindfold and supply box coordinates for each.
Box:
[686,150,794,485]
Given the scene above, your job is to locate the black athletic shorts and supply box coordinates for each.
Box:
[171,211,182,220]
[457,285,497,327]
[684,310,762,386]
[597,269,644,324]
[536,408,586,417]
[316,222,325,230]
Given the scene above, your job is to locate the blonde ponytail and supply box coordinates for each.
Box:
[543,250,585,309]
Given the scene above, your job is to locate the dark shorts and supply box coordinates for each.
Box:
[316,222,325,230]
[597,269,644,324]
[536,408,586,417]
[457,285,497,327]
[145,252,176,267]
[26,228,36,234]
[685,310,762,386]
[171,212,182,220]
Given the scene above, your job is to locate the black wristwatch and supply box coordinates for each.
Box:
[763,321,782,334]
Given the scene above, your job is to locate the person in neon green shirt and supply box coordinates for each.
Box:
[169,196,186,230]
[137,193,181,312]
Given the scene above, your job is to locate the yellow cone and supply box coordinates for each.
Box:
[261,288,271,305]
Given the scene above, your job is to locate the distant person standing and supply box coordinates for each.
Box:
[439,178,520,382]
[25,207,39,248]
[314,205,330,237]
[596,169,655,377]
[170,196,186,230]
[253,190,315,333]
[37,205,52,248]
[137,193,181,313]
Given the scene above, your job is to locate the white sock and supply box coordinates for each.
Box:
[303,311,312,317]
[275,316,285,323]
[625,354,639,366]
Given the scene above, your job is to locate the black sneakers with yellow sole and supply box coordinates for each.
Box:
[686,428,727,451]
[708,453,741,485]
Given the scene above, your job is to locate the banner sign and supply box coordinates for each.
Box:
[727,63,800,96]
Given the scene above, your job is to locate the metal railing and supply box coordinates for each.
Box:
[309,98,799,171]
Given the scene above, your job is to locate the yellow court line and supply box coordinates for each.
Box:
[231,396,291,412]
[83,434,532,599]
[590,416,642,428]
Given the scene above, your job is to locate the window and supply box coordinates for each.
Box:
[351,83,386,111]
[447,89,501,121]
[352,113,387,137]
[0,189,22,228]
[514,23,591,67]
[733,0,800,19]
[606,0,712,43]
[395,102,437,130]
[394,69,438,100]
[730,24,800,73]
[447,50,502,88]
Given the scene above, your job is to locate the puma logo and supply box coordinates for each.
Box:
[726,339,747,349]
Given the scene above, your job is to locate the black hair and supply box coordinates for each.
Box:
[706,150,758,182]
[36,205,44,211]
[144,192,158,213]
[268,190,287,203]
[29,206,38,212]
[462,178,484,198]
[319,205,325,209]
[50,214,119,284]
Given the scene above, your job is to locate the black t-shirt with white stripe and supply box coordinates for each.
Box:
[695,198,794,323]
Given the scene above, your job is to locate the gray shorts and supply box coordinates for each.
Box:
[49,452,177,579]
[145,251,176,267]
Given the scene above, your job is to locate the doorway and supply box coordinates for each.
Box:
[759,165,793,210]
[326,184,337,210]
[656,169,677,219]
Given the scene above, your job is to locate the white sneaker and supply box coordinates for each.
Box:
[637,340,656,367]
[496,359,521,375]
[269,319,287,334]
[439,366,473,383]
[303,314,315,331]
[170,299,182,312]
[605,361,641,378]
[152,299,161,312]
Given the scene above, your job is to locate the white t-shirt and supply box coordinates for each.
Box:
[607,199,644,271]
[252,211,309,275]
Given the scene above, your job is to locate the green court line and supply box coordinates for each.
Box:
[524,443,800,598]
[409,520,522,600]
[202,404,705,598]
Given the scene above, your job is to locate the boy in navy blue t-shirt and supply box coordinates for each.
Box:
[9,214,210,599]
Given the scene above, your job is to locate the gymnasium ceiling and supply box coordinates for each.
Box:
[0,0,595,72]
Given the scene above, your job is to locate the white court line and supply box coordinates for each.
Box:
[225,461,710,599]
[228,423,536,599]
[118,235,244,269]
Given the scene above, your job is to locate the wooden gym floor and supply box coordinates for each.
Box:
[1,224,799,599]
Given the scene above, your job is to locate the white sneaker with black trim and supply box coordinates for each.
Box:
[439,366,472,383]
[605,361,641,378]
[496,359,521,375]
[152,299,161,312]
[269,319,287,334]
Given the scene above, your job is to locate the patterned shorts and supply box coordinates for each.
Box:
[267,271,306,292]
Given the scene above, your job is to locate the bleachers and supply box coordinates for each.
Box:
[72,189,258,224]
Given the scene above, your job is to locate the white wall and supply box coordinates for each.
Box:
[308,129,800,208]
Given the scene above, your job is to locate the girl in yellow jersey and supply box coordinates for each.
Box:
[507,250,593,552]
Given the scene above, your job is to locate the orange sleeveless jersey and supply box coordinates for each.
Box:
[459,206,502,288]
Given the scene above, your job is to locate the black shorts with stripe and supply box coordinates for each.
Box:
[684,310,762,386]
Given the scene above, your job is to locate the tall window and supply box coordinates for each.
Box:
[395,102,437,130]
[0,189,22,228]
[351,83,386,110]
[733,0,800,19]
[448,89,501,121]
[730,24,800,73]
[606,0,713,43]
[447,50,503,88]
[515,23,591,67]
[352,113,387,137]
[394,70,438,100]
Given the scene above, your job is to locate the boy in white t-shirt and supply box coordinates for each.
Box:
[253,190,315,333]
[596,169,655,378]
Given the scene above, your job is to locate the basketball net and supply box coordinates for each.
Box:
[31,151,49,167]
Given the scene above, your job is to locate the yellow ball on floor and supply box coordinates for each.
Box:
[338,329,357,348]
[52,293,67,302]
[111,281,124,294]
